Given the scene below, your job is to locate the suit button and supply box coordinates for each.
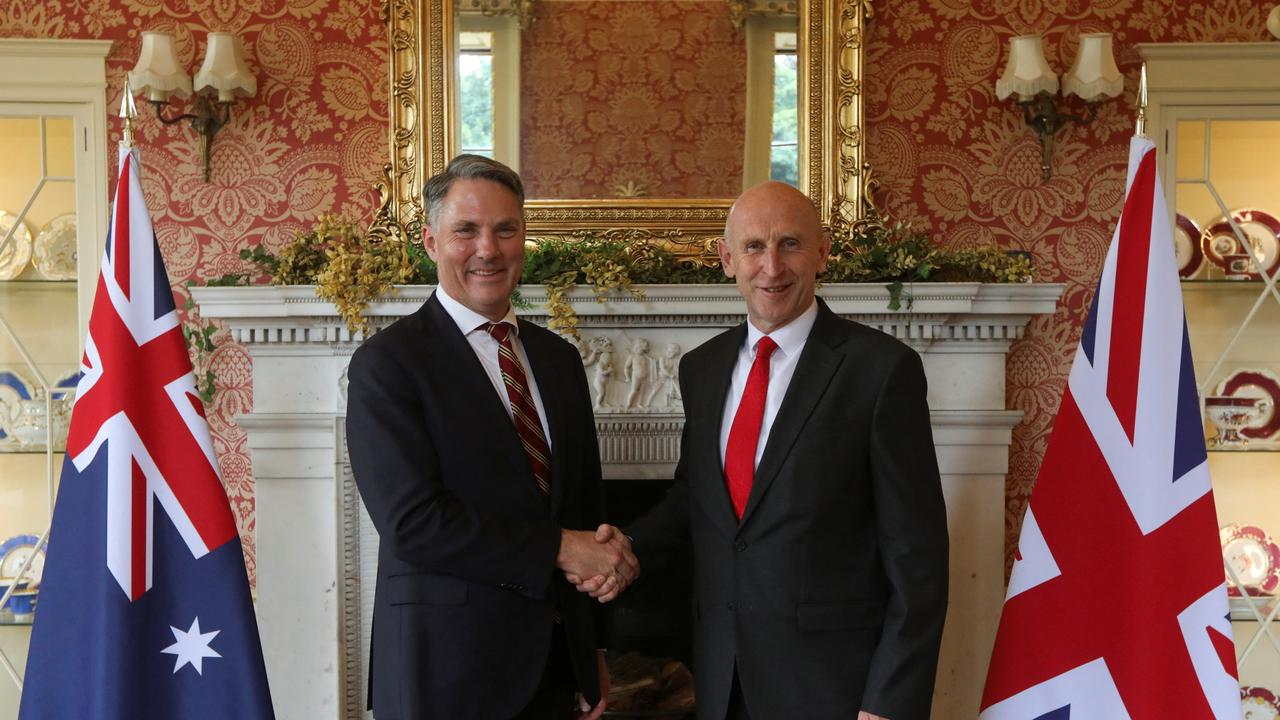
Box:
[499,583,511,590]
[734,540,747,552]
[514,584,526,592]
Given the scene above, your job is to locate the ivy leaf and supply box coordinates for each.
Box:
[200,370,217,405]
[510,288,532,310]
[885,281,903,311]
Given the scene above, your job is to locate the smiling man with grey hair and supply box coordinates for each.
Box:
[347,154,638,719]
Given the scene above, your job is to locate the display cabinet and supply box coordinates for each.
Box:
[1142,42,1280,702]
[0,39,110,716]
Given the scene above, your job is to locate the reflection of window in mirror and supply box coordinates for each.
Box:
[771,32,798,187]
[458,31,494,158]
[455,15,520,169]
[743,17,799,188]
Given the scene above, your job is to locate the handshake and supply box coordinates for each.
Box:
[557,524,639,603]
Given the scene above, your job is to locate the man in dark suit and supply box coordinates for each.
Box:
[347,154,639,720]
[579,182,948,720]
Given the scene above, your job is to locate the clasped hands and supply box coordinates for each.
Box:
[557,524,637,603]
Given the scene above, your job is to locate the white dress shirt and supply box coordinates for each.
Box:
[719,299,819,468]
[434,287,553,450]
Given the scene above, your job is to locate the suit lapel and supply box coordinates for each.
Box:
[519,322,569,517]
[694,325,747,532]
[738,302,847,529]
[423,295,544,507]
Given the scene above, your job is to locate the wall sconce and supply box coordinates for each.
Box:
[995,33,1123,181]
[128,31,256,182]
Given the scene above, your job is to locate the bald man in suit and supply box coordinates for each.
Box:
[577,182,948,720]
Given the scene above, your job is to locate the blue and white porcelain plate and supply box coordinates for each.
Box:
[0,533,43,586]
[0,370,33,442]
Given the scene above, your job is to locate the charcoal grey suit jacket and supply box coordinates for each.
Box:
[629,298,948,720]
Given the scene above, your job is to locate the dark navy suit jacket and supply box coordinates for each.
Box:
[347,292,606,719]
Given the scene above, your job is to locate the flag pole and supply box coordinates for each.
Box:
[1135,63,1148,138]
[119,75,137,149]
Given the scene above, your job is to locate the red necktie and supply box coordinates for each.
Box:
[724,336,778,520]
[485,322,552,498]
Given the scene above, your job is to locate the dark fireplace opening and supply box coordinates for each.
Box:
[602,479,696,717]
[604,479,694,665]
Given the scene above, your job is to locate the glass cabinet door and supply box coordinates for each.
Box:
[0,102,95,712]
[1170,105,1280,694]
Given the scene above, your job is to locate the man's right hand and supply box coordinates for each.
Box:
[558,524,638,603]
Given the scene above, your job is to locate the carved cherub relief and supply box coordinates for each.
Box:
[581,335,616,410]
[623,338,654,409]
[655,342,682,407]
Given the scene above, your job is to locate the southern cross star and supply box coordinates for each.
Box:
[161,616,222,675]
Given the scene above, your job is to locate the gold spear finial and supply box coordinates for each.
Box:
[119,74,138,149]
[1135,63,1148,138]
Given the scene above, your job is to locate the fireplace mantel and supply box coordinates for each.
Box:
[193,282,1063,720]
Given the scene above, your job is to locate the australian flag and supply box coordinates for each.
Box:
[18,146,274,719]
[978,137,1241,719]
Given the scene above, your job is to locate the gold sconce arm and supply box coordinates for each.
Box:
[1018,93,1099,182]
[147,97,234,182]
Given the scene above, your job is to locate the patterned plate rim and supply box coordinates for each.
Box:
[1221,524,1280,594]
[1201,208,1280,279]
[1216,368,1280,440]
[0,210,33,281]
[1176,213,1205,278]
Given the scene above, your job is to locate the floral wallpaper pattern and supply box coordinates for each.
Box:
[863,0,1272,571]
[519,1,747,199]
[1,0,390,585]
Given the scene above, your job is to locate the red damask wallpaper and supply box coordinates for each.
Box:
[863,0,1273,571]
[519,1,746,198]
[1,0,391,584]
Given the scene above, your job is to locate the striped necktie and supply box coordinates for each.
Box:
[485,322,552,498]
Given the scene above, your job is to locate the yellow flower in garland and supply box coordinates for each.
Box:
[268,215,416,333]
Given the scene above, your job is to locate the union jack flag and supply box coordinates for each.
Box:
[19,146,274,720]
[979,137,1241,719]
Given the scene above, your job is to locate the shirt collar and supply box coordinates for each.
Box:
[435,285,519,337]
[745,297,818,359]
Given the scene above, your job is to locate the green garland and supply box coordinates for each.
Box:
[225,214,1033,334]
[824,220,1033,310]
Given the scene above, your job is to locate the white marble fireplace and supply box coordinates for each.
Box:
[192,282,1062,720]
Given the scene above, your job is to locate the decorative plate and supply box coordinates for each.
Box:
[50,370,80,449]
[1174,213,1204,278]
[0,533,44,587]
[0,370,33,442]
[1242,686,1280,720]
[1216,368,1280,441]
[1221,524,1280,595]
[51,370,81,397]
[32,213,77,281]
[1201,208,1280,280]
[0,210,33,281]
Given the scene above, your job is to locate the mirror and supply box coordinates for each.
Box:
[380,0,868,259]
[456,2,797,199]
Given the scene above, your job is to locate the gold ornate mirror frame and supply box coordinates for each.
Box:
[379,0,869,260]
